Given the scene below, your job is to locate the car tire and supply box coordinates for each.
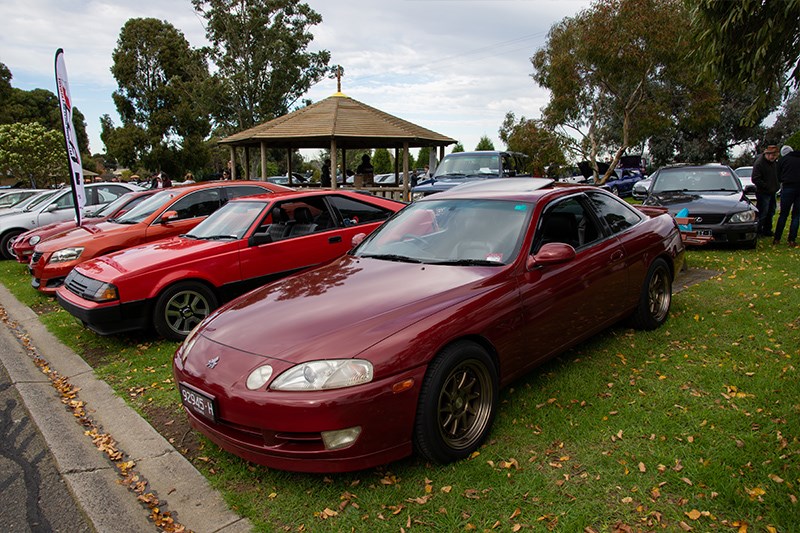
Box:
[0,229,23,260]
[153,281,218,341]
[413,340,498,464]
[630,258,672,330]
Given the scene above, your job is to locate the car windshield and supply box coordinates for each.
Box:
[112,189,180,224]
[735,167,752,178]
[433,155,501,178]
[23,190,60,211]
[184,200,267,240]
[355,198,531,265]
[86,192,134,218]
[652,168,740,193]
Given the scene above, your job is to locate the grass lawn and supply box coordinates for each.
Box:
[1,242,798,532]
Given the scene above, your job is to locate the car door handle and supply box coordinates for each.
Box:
[610,249,624,262]
[329,236,342,244]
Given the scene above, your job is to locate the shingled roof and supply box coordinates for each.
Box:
[219,93,456,150]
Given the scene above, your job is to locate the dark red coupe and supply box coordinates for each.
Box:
[56,190,404,340]
[173,179,685,473]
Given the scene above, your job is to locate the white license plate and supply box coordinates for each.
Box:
[179,383,216,422]
[697,229,712,236]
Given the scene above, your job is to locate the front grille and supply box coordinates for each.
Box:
[64,270,93,298]
[692,213,726,225]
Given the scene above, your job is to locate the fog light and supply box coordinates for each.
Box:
[321,426,361,450]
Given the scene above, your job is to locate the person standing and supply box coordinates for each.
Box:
[320,159,331,187]
[752,145,780,237]
[774,145,800,247]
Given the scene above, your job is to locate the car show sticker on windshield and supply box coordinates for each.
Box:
[179,382,216,422]
[514,205,527,211]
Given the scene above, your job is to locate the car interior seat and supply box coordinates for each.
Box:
[288,206,317,237]
[268,207,291,240]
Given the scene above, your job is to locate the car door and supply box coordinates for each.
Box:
[238,194,395,284]
[144,187,223,243]
[513,194,629,372]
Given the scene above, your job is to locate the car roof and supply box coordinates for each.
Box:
[422,178,556,201]
[227,188,394,204]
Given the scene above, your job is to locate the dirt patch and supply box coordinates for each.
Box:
[79,346,112,367]
[30,300,61,315]
[674,267,719,293]
[141,403,202,461]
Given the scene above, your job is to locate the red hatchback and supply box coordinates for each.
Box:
[29,181,287,294]
[12,190,158,263]
[56,190,405,340]
[173,179,685,473]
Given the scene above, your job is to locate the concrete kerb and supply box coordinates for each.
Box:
[0,283,253,533]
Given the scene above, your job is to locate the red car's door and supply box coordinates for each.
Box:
[513,196,629,373]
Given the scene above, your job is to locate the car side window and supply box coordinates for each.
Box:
[51,191,74,210]
[327,195,394,227]
[534,196,602,251]
[586,191,643,234]
[224,185,269,203]
[169,189,222,221]
[259,196,334,240]
[94,185,130,204]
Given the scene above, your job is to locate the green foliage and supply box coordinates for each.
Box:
[450,142,464,153]
[107,17,212,175]
[785,130,800,152]
[499,112,566,176]
[371,148,392,173]
[475,135,495,151]
[0,122,65,188]
[415,146,431,170]
[691,0,800,126]
[192,0,332,132]
[765,91,800,147]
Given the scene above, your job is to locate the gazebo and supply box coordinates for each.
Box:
[218,90,457,199]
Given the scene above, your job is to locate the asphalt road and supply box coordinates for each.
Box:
[0,331,92,533]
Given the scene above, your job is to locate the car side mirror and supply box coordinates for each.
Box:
[44,204,58,212]
[351,233,367,247]
[160,210,178,223]
[527,242,576,270]
[248,232,273,246]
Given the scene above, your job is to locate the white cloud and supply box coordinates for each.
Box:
[1,0,589,157]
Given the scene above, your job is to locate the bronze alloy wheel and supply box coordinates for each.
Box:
[647,263,670,324]
[436,358,494,452]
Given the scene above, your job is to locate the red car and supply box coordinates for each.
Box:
[172,179,685,473]
[13,189,158,263]
[56,190,405,340]
[29,181,288,294]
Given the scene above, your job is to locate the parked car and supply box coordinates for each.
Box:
[411,151,530,200]
[585,169,644,197]
[632,176,652,200]
[266,173,307,186]
[172,178,685,473]
[56,190,405,340]
[642,164,758,247]
[12,190,158,264]
[0,189,44,209]
[0,189,59,217]
[28,181,289,294]
[0,182,143,260]
[734,166,757,196]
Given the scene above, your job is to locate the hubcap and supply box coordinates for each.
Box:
[437,360,493,451]
[164,290,210,335]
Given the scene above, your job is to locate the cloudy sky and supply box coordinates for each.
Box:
[1,0,592,159]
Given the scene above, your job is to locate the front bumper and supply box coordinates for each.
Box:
[173,337,426,473]
[56,287,151,335]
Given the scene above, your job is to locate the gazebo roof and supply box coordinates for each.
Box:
[219,93,457,150]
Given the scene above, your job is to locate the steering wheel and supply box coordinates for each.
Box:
[401,234,427,248]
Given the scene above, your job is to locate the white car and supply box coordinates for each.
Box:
[632,176,652,200]
[0,182,142,259]
[734,166,756,197]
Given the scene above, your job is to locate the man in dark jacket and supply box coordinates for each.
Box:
[752,145,780,236]
[774,145,800,247]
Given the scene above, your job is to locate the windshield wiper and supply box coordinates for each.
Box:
[360,253,422,263]
[430,259,502,266]
[198,234,238,240]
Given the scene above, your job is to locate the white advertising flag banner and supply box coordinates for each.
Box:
[55,48,86,226]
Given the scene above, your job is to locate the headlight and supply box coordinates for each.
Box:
[246,365,274,390]
[411,192,426,201]
[29,236,40,245]
[48,247,84,263]
[178,323,204,363]
[270,359,373,391]
[729,210,757,223]
[83,281,118,302]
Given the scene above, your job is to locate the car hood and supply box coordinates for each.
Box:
[412,175,496,192]
[197,255,501,362]
[83,236,224,279]
[35,221,136,251]
[645,191,752,214]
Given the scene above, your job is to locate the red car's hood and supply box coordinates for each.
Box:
[35,221,126,251]
[198,255,501,361]
[81,236,224,279]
